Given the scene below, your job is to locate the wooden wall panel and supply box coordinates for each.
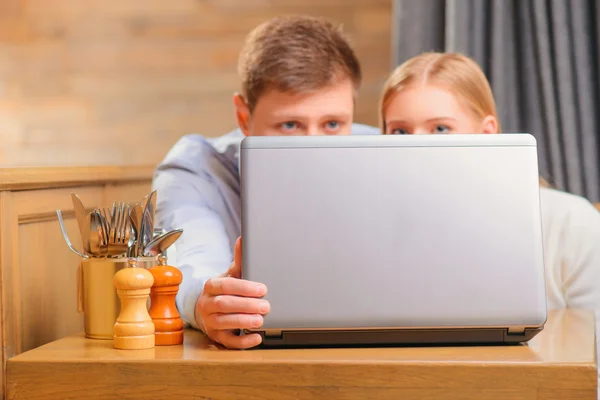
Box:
[18,209,85,353]
[0,0,392,167]
[0,166,153,398]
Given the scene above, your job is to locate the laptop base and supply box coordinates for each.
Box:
[248,326,544,348]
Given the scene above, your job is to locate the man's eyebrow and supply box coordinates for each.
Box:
[271,113,352,120]
[270,114,307,120]
[320,113,352,120]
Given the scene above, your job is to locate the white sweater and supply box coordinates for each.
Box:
[539,187,600,393]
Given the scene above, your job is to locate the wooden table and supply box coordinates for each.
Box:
[6,309,597,400]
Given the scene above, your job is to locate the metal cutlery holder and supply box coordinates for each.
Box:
[78,256,157,339]
[60,190,183,340]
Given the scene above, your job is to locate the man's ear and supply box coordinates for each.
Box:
[233,93,251,136]
[481,115,499,134]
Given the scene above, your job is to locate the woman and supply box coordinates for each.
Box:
[380,51,600,354]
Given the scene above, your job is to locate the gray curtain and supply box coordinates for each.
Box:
[393,0,600,202]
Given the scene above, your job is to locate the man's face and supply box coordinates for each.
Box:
[234,78,354,136]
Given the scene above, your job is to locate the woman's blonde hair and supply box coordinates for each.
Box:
[379,51,500,134]
[380,51,551,188]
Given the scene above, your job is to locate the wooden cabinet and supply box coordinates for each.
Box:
[0,165,154,399]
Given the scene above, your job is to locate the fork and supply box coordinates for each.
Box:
[90,211,108,256]
[107,202,130,257]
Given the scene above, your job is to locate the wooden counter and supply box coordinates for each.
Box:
[0,165,155,399]
[6,309,597,400]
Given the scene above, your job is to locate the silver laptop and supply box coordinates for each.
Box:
[240,133,547,347]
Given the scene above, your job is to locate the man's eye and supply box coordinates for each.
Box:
[325,121,340,130]
[281,122,298,130]
[391,128,408,135]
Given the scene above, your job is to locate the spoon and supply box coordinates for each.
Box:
[143,229,183,257]
[56,210,88,259]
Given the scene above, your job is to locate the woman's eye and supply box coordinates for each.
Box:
[434,125,451,133]
[390,128,408,135]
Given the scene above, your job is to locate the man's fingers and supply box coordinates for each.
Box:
[203,294,270,315]
[204,313,264,330]
[228,237,242,278]
[200,237,266,350]
[204,276,266,297]
[213,330,263,350]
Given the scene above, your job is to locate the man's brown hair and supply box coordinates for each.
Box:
[238,15,362,112]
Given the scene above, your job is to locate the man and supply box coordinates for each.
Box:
[152,15,378,349]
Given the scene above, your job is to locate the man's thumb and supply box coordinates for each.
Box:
[227,237,242,278]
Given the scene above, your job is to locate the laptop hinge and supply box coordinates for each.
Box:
[506,326,526,335]
[264,330,283,338]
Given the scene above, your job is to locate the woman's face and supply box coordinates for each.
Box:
[383,84,497,135]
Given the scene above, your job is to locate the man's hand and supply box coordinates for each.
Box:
[196,237,270,349]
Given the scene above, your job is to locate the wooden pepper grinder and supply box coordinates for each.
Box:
[113,258,155,350]
[148,255,184,345]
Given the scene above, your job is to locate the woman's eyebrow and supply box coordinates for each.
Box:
[386,119,409,125]
[426,117,458,123]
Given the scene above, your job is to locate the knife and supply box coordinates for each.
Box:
[70,193,88,253]
[141,190,157,254]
